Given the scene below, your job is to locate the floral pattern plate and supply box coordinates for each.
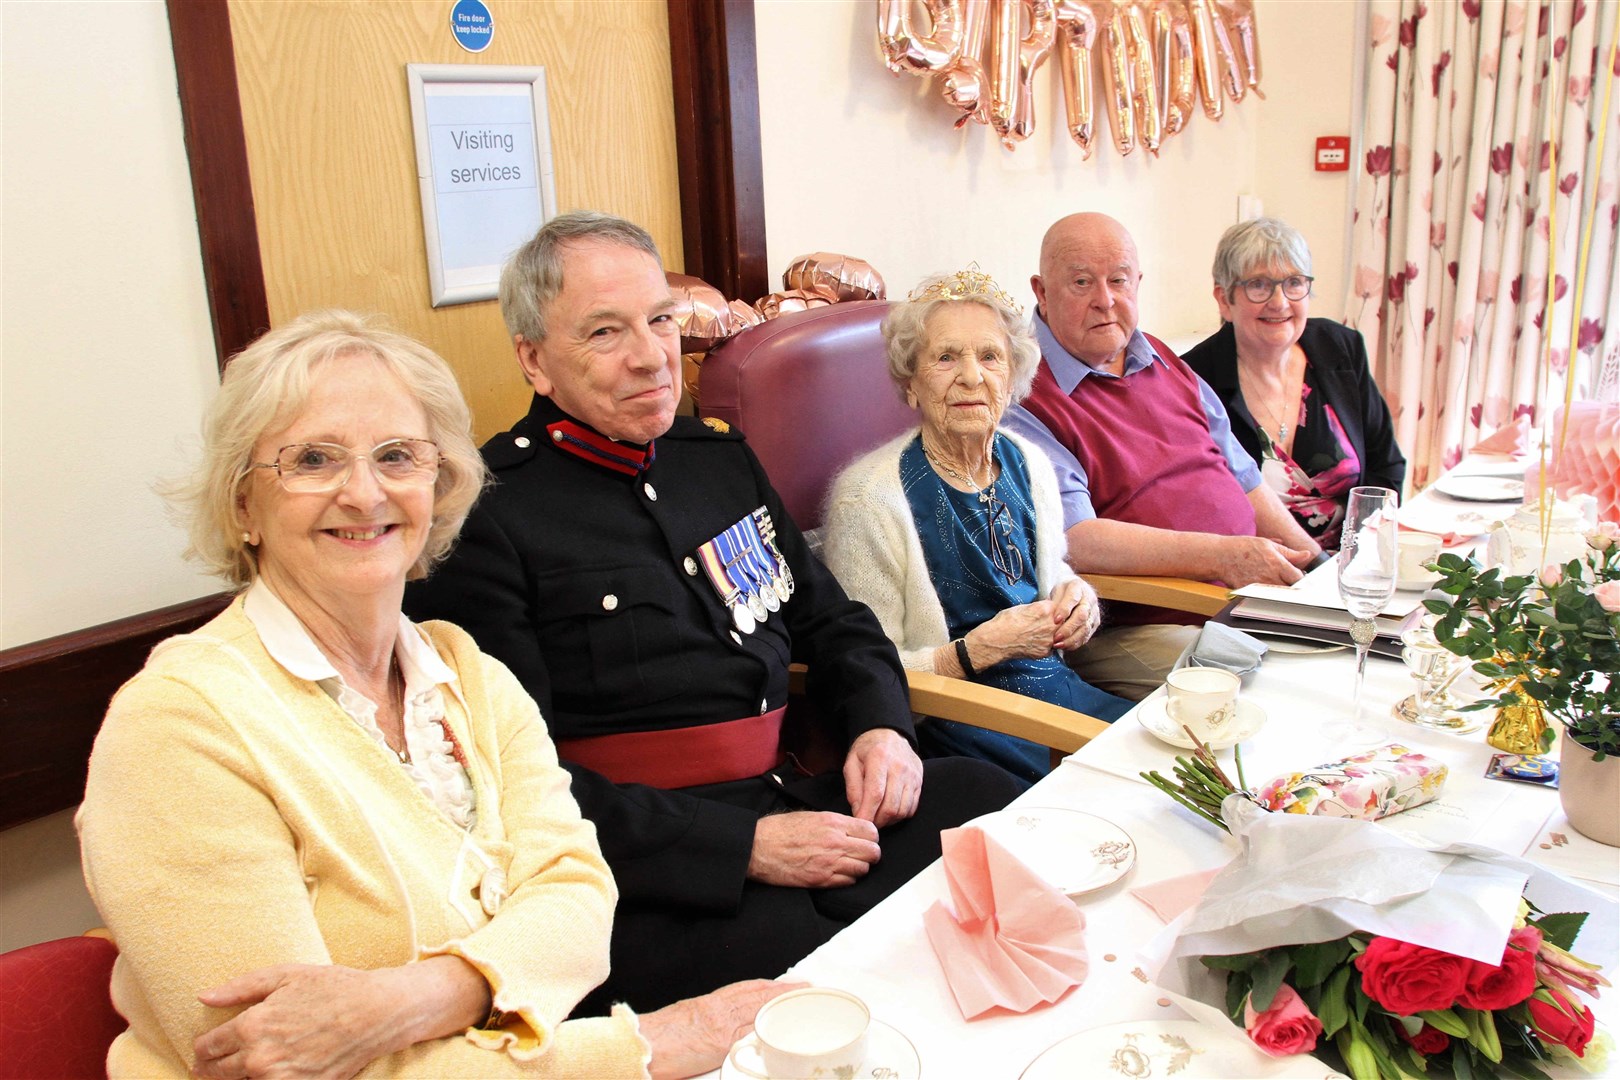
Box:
[1431,474,1524,502]
[720,1017,919,1080]
[1019,1020,1347,1079]
[1137,696,1267,751]
[963,807,1135,896]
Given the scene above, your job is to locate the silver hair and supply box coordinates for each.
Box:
[881,278,1041,405]
[163,310,487,587]
[498,211,663,343]
[1211,217,1314,293]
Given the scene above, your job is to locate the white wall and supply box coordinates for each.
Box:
[755,0,1359,338]
[1,1,220,651]
[1,1,220,950]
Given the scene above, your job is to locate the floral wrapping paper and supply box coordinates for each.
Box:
[1256,743,1447,821]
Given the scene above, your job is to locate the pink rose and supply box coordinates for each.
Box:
[1541,563,1564,587]
[1596,581,1620,613]
[1244,983,1324,1057]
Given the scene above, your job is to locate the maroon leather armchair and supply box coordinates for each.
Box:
[0,932,123,1079]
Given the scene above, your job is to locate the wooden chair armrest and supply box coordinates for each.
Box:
[785,664,1108,756]
[1083,573,1231,618]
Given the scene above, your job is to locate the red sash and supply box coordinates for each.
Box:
[556,707,787,788]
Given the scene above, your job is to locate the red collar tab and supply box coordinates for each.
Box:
[545,420,656,476]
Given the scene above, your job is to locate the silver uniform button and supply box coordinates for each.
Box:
[551,430,564,442]
[683,556,699,576]
[601,594,618,611]
[643,482,658,501]
[514,435,531,448]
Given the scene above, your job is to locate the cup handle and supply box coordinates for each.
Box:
[726,1035,771,1079]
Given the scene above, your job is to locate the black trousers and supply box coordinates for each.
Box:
[572,755,1024,1015]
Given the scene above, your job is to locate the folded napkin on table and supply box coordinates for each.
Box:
[1172,621,1267,684]
[922,826,1089,1019]
[1130,867,1222,924]
[1473,415,1530,456]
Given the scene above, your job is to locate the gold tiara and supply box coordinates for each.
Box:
[906,265,1024,315]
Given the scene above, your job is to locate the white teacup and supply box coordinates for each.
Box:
[1165,667,1241,741]
[727,987,870,1079]
[1397,532,1443,589]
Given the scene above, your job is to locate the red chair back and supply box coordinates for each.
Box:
[0,934,122,1079]
[699,301,917,532]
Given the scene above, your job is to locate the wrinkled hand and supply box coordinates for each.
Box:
[642,980,808,1080]
[1214,535,1314,587]
[843,727,923,826]
[971,601,1063,664]
[193,964,404,1079]
[748,811,881,888]
[1048,578,1100,651]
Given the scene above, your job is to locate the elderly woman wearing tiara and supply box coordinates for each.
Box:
[823,271,1131,784]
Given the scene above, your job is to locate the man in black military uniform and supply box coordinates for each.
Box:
[405,212,1022,1013]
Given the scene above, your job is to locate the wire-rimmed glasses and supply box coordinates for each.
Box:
[248,439,442,493]
[985,495,1025,585]
[1237,275,1314,303]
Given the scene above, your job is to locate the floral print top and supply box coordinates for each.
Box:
[1258,382,1363,549]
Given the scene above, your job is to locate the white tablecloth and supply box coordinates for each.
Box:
[718,647,1619,1079]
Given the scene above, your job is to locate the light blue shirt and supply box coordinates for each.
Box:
[1001,313,1262,529]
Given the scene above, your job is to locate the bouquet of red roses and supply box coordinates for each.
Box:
[1204,900,1609,1079]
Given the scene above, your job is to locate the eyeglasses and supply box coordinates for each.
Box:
[986,496,1025,585]
[1236,275,1313,303]
[248,439,442,493]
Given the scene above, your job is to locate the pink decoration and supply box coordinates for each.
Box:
[1548,403,1620,524]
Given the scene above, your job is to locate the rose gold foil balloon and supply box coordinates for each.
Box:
[1151,0,1195,137]
[754,290,833,321]
[1098,3,1136,155]
[1207,0,1244,103]
[989,0,1056,149]
[941,0,993,127]
[783,253,887,302]
[1187,0,1224,120]
[1216,0,1263,100]
[1054,0,1098,156]
[727,299,763,332]
[666,272,739,351]
[878,0,964,75]
[1121,3,1161,155]
[682,352,705,407]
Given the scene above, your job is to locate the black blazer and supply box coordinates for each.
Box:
[1183,318,1406,495]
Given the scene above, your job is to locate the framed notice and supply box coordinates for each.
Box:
[407,65,558,307]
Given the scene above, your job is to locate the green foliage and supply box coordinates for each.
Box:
[1528,910,1587,952]
[1426,543,1620,758]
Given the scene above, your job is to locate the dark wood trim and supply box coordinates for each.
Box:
[667,0,769,303]
[167,0,269,370]
[0,594,232,830]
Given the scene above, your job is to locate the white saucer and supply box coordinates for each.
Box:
[1432,474,1524,502]
[1396,573,1440,592]
[964,806,1135,896]
[721,1017,919,1079]
[1137,695,1267,750]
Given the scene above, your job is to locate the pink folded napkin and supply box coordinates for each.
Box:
[1473,415,1530,456]
[922,826,1089,1019]
[1129,868,1221,923]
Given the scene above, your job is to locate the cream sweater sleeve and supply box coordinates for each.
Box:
[79,645,648,1079]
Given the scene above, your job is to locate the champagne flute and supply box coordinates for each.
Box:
[1335,486,1398,740]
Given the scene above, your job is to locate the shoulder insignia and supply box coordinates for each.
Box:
[701,417,731,433]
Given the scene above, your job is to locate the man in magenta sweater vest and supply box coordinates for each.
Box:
[1002,213,1323,700]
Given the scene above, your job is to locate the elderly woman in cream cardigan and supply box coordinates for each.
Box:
[823,272,1131,784]
[76,312,792,1080]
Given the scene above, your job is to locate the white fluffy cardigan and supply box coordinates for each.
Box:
[822,427,1097,672]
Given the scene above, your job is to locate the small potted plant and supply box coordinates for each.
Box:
[1425,524,1620,846]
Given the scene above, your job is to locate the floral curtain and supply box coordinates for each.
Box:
[1347,0,1620,491]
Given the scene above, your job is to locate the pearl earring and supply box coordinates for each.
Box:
[241,531,253,544]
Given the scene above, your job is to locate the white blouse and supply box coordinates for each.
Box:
[242,580,477,829]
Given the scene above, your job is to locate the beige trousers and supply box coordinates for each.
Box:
[1069,623,1201,702]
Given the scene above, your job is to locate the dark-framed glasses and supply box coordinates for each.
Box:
[1237,275,1314,303]
[249,439,442,493]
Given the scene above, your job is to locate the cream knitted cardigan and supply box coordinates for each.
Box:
[822,427,1097,672]
[77,599,651,1078]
